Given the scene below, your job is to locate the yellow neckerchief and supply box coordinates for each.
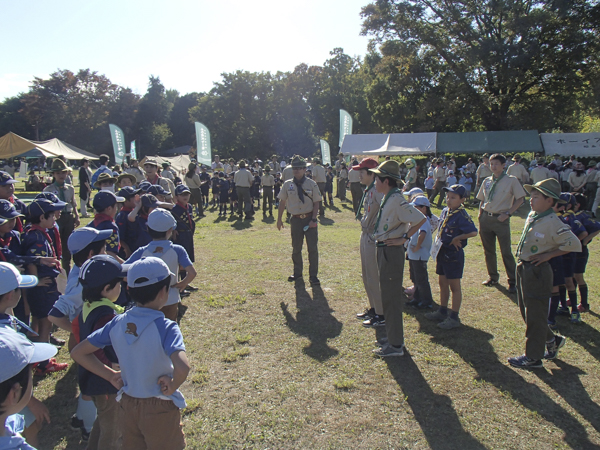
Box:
[435,205,465,240]
[82,298,124,323]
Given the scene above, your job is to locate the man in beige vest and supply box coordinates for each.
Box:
[277,156,322,286]
[477,154,526,292]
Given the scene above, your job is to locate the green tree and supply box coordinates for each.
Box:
[361,0,600,131]
[168,92,202,148]
[133,76,173,155]
[0,95,33,138]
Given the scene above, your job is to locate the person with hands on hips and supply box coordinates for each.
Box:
[369,160,426,358]
[476,153,526,293]
[508,178,581,369]
[277,156,322,286]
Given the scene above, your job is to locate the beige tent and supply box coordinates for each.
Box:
[0,132,99,160]
[140,154,192,175]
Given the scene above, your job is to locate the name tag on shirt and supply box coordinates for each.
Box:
[534,232,545,238]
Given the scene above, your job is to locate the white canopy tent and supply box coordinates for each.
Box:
[0,132,99,160]
[340,133,437,156]
[140,154,192,175]
[540,133,600,157]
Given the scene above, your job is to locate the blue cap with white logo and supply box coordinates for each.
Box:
[443,184,467,198]
[92,191,126,211]
[67,227,113,254]
[127,256,175,288]
[0,171,17,186]
[28,198,65,218]
[0,199,24,220]
[148,185,169,197]
[175,185,191,196]
[147,208,177,232]
[35,192,67,208]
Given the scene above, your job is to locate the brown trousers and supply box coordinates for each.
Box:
[120,394,185,450]
[479,213,517,285]
[377,245,405,348]
[87,394,122,450]
[516,261,555,360]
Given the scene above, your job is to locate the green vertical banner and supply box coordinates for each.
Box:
[339,109,353,148]
[195,122,211,166]
[320,139,331,165]
[130,140,137,160]
[109,124,126,165]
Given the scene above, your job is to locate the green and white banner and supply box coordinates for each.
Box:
[339,109,353,148]
[320,139,331,165]
[130,140,137,160]
[109,124,126,165]
[195,122,211,166]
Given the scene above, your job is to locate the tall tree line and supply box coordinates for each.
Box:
[1,0,599,161]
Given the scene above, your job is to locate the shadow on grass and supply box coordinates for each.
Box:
[492,284,517,304]
[410,313,598,448]
[536,360,600,433]
[384,355,487,450]
[230,219,253,230]
[261,214,275,224]
[37,364,83,449]
[558,320,600,363]
[319,217,335,226]
[280,282,342,361]
[326,204,342,213]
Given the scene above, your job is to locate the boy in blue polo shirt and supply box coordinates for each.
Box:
[126,209,196,322]
[0,171,27,234]
[88,191,126,263]
[0,327,57,450]
[75,255,128,450]
[22,200,66,361]
[425,185,478,329]
[71,257,190,450]
[115,187,142,259]
[573,193,600,313]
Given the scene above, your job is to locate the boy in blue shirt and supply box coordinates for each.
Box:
[446,170,457,187]
[458,171,473,200]
[88,191,126,263]
[572,193,600,313]
[22,200,67,367]
[405,196,434,309]
[75,255,128,449]
[115,187,142,259]
[126,209,196,322]
[171,185,196,275]
[425,185,478,329]
[71,257,190,450]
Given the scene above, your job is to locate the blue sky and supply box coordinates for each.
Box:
[1,0,372,100]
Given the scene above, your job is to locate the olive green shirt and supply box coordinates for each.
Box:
[278,177,322,215]
[372,192,425,241]
[477,174,526,214]
[517,212,581,261]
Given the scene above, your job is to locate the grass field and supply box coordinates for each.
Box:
[28,191,600,450]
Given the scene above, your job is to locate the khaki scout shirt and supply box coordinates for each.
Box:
[477,174,526,214]
[405,168,417,185]
[234,168,253,187]
[434,166,446,182]
[278,177,322,215]
[506,163,529,184]
[348,168,360,183]
[312,164,326,183]
[261,174,275,187]
[44,183,76,213]
[530,166,551,184]
[517,212,581,261]
[476,163,492,181]
[360,185,384,234]
[372,192,425,241]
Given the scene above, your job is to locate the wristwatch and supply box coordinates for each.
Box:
[311,218,318,223]
[401,233,409,240]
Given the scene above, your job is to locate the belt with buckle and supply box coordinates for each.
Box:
[484,211,501,217]
[292,214,310,219]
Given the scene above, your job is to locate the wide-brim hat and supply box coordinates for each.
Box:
[94,173,118,188]
[524,178,566,203]
[238,160,247,168]
[536,157,546,164]
[370,160,403,182]
[117,173,136,185]
[588,160,597,168]
[144,158,159,167]
[48,158,71,173]
[291,156,307,168]
[264,165,271,171]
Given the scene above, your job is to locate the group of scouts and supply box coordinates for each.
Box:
[0,157,198,449]
[347,154,597,369]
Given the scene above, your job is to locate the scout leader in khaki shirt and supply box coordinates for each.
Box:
[360,179,384,234]
[506,158,529,184]
[372,187,425,242]
[477,171,526,216]
[277,174,322,216]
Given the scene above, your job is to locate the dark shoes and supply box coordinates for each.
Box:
[357,308,375,320]
[309,276,320,286]
[482,278,498,287]
[288,274,302,282]
[508,284,517,294]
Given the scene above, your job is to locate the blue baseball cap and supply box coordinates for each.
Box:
[411,196,431,207]
[138,181,152,192]
[117,186,142,199]
[141,193,159,208]
[0,199,24,220]
[443,184,467,198]
[0,327,57,383]
[127,256,175,288]
[34,192,67,208]
[175,185,191,196]
[147,185,169,197]
[147,208,177,232]
[28,198,65,218]
[92,191,125,211]
[560,192,576,207]
[79,255,129,289]
[0,171,17,186]
[0,262,38,295]
[67,227,113,254]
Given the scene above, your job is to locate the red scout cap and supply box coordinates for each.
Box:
[357,158,379,170]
